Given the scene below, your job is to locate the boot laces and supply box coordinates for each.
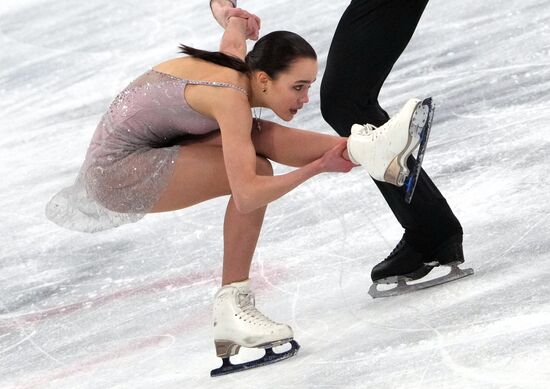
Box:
[357,123,377,136]
[385,239,407,261]
[237,290,277,326]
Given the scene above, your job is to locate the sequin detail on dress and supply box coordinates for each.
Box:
[46,69,246,232]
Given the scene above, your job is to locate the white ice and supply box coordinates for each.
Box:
[1,0,550,388]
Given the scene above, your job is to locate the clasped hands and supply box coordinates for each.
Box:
[218,7,262,40]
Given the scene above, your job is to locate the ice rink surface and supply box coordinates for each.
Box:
[1,0,550,388]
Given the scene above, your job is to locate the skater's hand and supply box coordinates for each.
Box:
[318,139,358,173]
[223,8,261,40]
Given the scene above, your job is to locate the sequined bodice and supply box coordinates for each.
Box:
[108,69,246,126]
[87,69,247,161]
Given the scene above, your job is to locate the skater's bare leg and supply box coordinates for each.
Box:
[222,158,271,285]
[150,140,295,369]
[188,121,352,167]
[151,144,231,211]
[252,120,351,167]
[150,143,272,285]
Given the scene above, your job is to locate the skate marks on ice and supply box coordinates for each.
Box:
[0,1,166,55]
[0,262,294,384]
[0,275,210,388]
[413,304,550,389]
[308,298,550,388]
[2,0,550,386]
[0,270,215,332]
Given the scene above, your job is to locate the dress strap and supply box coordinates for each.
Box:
[149,69,248,96]
[186,80,248,96]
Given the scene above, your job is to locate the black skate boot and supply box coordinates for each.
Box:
[427,233,464,267]
[370,234,465,283]
[430,234,464,266]
[369,234,473,298]
[370,238,433,284]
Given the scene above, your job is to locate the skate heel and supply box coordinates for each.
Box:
[384,102,427,186]
[384,157,410,186]
[431,234,465,266]
[215,340,241,358]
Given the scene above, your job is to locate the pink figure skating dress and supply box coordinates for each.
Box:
[46,69,247,232]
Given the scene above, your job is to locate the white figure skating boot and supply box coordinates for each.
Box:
[211,280,300,376]
[347,98,431,186]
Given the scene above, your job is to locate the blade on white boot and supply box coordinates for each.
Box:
[347,98,428,186]
[211,280,299,376]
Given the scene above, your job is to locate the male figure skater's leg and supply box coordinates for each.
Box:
[321,0,463,281]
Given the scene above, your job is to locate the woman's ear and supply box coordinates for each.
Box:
[256,71,271,92]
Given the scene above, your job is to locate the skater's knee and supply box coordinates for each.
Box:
[321,81,388,136]
[320,96,350,137]
[320,98,337,128]
[255,156,273,177]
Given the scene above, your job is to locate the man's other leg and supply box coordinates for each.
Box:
[321,0,463,279]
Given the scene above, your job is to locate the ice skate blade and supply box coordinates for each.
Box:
[368,265,474,299]
[211,340,300,377]
[405,97,435,204]
[410,102,429,136]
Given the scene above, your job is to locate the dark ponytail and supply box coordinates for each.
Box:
[178,44,249,73]
[178,31,316,78]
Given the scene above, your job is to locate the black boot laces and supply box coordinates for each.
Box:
[384,239,407,261]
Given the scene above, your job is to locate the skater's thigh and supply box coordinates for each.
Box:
[150,144,229,213]
[321,0,429,132]
[151,143,272,213]
[323,0,429,97]
[345,0,429,61]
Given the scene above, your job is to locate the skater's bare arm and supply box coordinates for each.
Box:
[219,14,248,59]
[209,91,346,214]
[218,14,260,63]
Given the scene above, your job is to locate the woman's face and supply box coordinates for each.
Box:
[265,57,318,121]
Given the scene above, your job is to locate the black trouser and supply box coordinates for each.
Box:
[320,0,462,254]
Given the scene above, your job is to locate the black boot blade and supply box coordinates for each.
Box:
[369,264,474,298]
[210,340,300,377]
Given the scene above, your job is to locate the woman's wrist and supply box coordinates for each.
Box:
[226,15,246,26]
[307,158,325,176]
[210,0,236,10]
[211,0,238,27]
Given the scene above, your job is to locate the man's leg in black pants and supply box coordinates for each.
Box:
[321,0,464,283]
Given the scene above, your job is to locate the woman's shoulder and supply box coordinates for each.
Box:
[161,57,250,118]
[153,57,247,84]
[213,66,249,89]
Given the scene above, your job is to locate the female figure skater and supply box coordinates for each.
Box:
[211,1,466,299]
[46,9,426,374]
